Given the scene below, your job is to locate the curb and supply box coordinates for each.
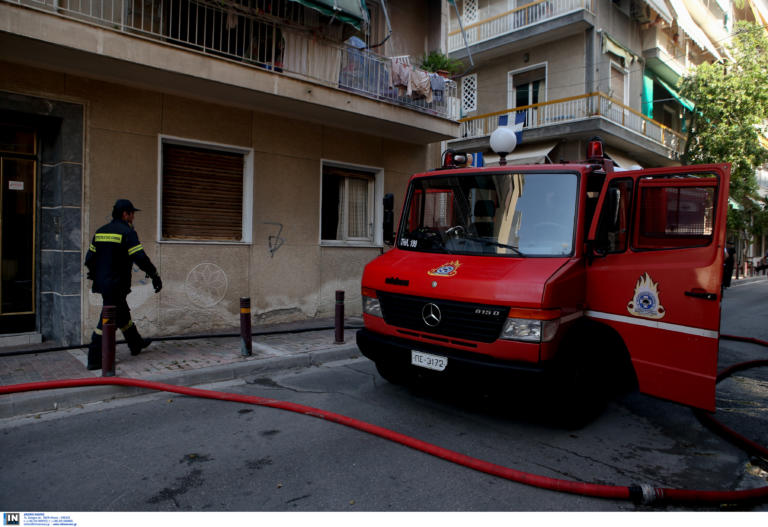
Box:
[0,343,361,419]
[730,276,768,287]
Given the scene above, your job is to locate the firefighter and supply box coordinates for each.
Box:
[84,199,163,370]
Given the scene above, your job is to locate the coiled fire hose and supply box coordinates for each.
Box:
[1,335,766,506]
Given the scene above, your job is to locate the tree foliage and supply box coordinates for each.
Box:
[679,22,768,235]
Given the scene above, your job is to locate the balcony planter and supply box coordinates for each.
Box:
[419,51,462,77]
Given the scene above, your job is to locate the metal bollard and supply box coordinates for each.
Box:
[335,290,344,344]
[240,297,252,357]
[101,305,116,377]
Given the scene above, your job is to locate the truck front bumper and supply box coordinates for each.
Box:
[356,328,550,382]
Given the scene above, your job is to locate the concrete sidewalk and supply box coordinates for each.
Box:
[0,318,363,419]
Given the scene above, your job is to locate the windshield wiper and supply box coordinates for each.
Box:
[466,236,524,256]
[444,225,523,256]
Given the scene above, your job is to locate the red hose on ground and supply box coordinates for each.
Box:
[695,334,768,462]
[1,369,767,506]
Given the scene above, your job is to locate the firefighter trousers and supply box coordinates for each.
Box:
[87,292,149,368]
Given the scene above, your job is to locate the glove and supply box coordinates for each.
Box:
[151,274,163,293]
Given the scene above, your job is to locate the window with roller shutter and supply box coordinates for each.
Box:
[160,139,253,242]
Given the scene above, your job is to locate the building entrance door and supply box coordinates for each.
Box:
[0,125,37,334]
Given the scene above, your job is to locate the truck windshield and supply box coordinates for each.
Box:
[397,171,578,257]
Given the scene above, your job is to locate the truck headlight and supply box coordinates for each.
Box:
[501,318,559,342]
[362,288,382,318]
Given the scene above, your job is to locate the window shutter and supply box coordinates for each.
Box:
[162,143,244,241]
[462,74,477,114]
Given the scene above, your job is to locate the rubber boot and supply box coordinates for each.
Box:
[123,324,152,356]
[86,332,102,370]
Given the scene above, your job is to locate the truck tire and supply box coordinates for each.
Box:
[548,340,608,428]
[375,360,412,385]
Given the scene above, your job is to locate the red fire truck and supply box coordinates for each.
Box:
[357,134,730,420]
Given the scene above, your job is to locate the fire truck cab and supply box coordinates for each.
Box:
[357,133,730,419]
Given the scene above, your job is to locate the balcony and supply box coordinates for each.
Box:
[0,0,459,143]
[450,92,686,164]
[448,0,595,61]
[642,25,688,86]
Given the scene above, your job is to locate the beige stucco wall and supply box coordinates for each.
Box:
[0,61,433,339]
[472,33,587,117]
[457,0,660,117]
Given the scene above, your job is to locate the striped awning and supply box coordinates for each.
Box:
[643,0,673,24]
[668,0,722,60]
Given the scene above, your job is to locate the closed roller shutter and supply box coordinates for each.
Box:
[162,143,244,240]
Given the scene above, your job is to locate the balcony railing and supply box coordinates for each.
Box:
[4,0,458,120]
[458,92,687,155]
[448,0,595,53]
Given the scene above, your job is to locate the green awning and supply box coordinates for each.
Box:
[289,0,369,29]
[655,76,695,112]
[642,73,654,119]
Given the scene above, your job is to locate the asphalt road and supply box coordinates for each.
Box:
[1,279,766,512]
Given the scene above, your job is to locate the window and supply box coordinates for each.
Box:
[610,62,628,105]
[462,74,478,114]
[595,178,633,254]
[160,137,253,242]
[509,65,546,126]
[463,0,478,24]
[399,172,578,257]
[321,163,381,245]
[463,0,478,42]
[635,179,716,250]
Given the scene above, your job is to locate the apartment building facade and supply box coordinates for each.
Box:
[446,0,733,168]
[0,0,460,345]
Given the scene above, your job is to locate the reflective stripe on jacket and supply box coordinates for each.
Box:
[84,219,157,295]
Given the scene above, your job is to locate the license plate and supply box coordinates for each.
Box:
[411,350,447,372]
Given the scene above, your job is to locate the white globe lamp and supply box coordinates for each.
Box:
[490,126,518,166]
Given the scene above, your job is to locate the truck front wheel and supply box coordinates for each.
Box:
[549,343,608,428]
[375,360,412,385]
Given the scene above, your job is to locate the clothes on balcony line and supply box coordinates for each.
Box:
[390,61,411,95]
[408,69,433,103]
[389,61,434,103]
[430,73,446,102]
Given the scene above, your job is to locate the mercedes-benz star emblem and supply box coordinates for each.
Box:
[421,303,442,327]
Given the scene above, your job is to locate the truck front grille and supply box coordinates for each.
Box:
[376,291,509,343]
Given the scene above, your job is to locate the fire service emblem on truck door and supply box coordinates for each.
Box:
[627,272,666,320]
[428,260,462,277]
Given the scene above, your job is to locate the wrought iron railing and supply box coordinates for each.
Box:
[457,92,687,155]
[4,0,458,119]
[448,0,595,52]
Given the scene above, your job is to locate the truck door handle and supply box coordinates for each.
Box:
[685,290,718,301]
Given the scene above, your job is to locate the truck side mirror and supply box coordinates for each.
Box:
[383,193,395,245]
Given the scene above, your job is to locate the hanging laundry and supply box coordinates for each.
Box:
[391,61,411,97]
[408,68,433,103]
[429,73,446,102]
